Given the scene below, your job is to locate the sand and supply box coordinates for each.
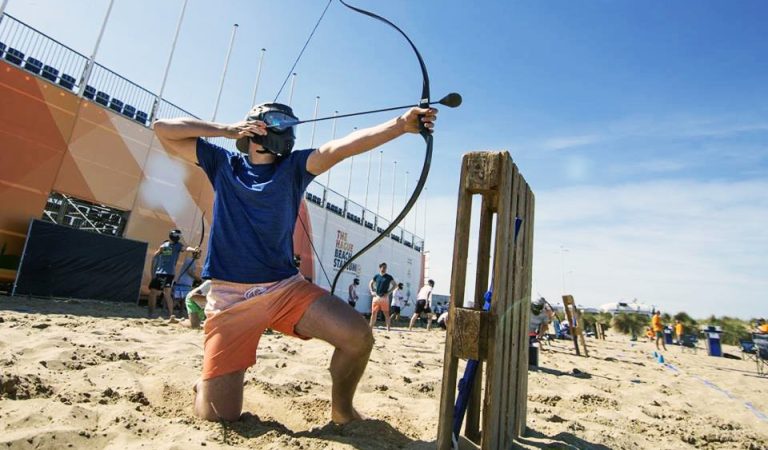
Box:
[1,295,767,450]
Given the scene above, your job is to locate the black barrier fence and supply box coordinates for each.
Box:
[13,220,147,303]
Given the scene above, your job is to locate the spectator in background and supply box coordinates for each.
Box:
[369,263,396,331]
[674,320,684,344]
[347,278,360,309]
[174,249,201,316]
[148,229,198,320]
[755,318,768,334]
[529,297,554,339]
[180,279,211,330]
[652,311,667,351]
[409,279,435,331]
[390,283,406,323]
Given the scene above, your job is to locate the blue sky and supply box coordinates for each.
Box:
[7,1,767,318]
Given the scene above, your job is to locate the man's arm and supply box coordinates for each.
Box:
[385,279,397,296]
[369,279,376,295]
[153,118,266,161]
[306,107,437,175]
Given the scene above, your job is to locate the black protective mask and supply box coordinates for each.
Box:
[235,103,298,157]
[169,229,182,243]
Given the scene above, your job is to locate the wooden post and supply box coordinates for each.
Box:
[437,152,535,449]
[562,295,589,357]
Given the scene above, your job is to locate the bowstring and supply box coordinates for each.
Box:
[298,214,333,289]
[273,0,333,102]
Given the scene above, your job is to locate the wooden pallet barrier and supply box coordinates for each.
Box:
[437,151,535,449]
[562,295,589,357]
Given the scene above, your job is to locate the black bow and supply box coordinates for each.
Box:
[328,1,433,295]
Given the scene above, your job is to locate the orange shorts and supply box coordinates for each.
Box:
[201,274,327,380]
[370,295,390,315]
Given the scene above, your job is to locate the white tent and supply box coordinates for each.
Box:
[599,301,654,316]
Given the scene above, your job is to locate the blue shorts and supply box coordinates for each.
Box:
[173,284,192,299]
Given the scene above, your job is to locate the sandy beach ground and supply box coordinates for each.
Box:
[1,295,767,450]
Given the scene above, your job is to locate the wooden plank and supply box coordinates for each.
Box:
[452,309,490,360]
[562,295,580,356]
[437,155,474,450]
[464,151,502,194]
[466,195,495,443]
[575,307,589,357]
[503,167,526,447]
[517,184,535,436]
[481,154,514,450]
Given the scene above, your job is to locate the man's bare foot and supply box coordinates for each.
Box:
[331,407,366,425]
[168,315,179,324]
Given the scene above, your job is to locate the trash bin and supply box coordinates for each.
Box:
[664,327,673,345]
[529,335,539,367]
[703,326,723,357]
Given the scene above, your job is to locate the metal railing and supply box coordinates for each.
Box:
[305,180,424,252]
[155,98,198,121]
[87,62,156,122]
[0,12,425,248]
[0,14,88,92]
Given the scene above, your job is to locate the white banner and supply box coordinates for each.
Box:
[306,202,423,315]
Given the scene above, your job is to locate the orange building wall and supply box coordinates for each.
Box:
[0,60,316,291]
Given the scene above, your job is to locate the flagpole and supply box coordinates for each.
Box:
[150,0,188,123]
[363,151,372,209]
[250,48,266,106]
[390,160,398,219]
[212,23,239,121]
[324,111,338,189]
[346,127,357,199]
[287,72,297,107]
[309,96,320,148]
[0,0,10,22]
[77,0,115,97]
[422,187,428,248]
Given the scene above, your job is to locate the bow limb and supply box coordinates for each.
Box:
[330,1,432,295]
[178,213,205,279]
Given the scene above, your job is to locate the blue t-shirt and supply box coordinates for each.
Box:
[372,273,394,296]
[155,241,183,275]
[196,139,316,283]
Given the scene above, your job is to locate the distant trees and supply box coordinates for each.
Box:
[612,313,647,338]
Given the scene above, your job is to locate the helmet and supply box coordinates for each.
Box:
[169,229,182,243]
[236,103,298,157]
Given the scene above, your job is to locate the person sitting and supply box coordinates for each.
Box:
[179,280,211,330]
[755,318,768,334]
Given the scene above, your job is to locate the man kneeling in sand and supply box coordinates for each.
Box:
[155,102,437,424]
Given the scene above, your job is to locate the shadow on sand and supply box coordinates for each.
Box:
[217,413,435,449]
[513,427,613,450]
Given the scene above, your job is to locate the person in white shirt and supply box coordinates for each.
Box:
[389,283,406,322]
[409,279,435,331]
[347,278,360,309]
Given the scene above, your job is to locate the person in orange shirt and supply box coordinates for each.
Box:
[756,318,768,334]
[652,311,667,351]
[674,320,684,344]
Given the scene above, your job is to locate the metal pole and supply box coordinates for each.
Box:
[376,150,383,214]
[287,72,297,107]
[323,111,338,199]
[363,151,372,209]
[309,96,320,148]
[250,48,266,106]
[77,0,115,97]
[211,23,238,121]
[0,0,10,21]
[422,187,428,247]
[390,160,398,219]
[150,0,188,123]
[404,171,409,212]
[346,127,357,199]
